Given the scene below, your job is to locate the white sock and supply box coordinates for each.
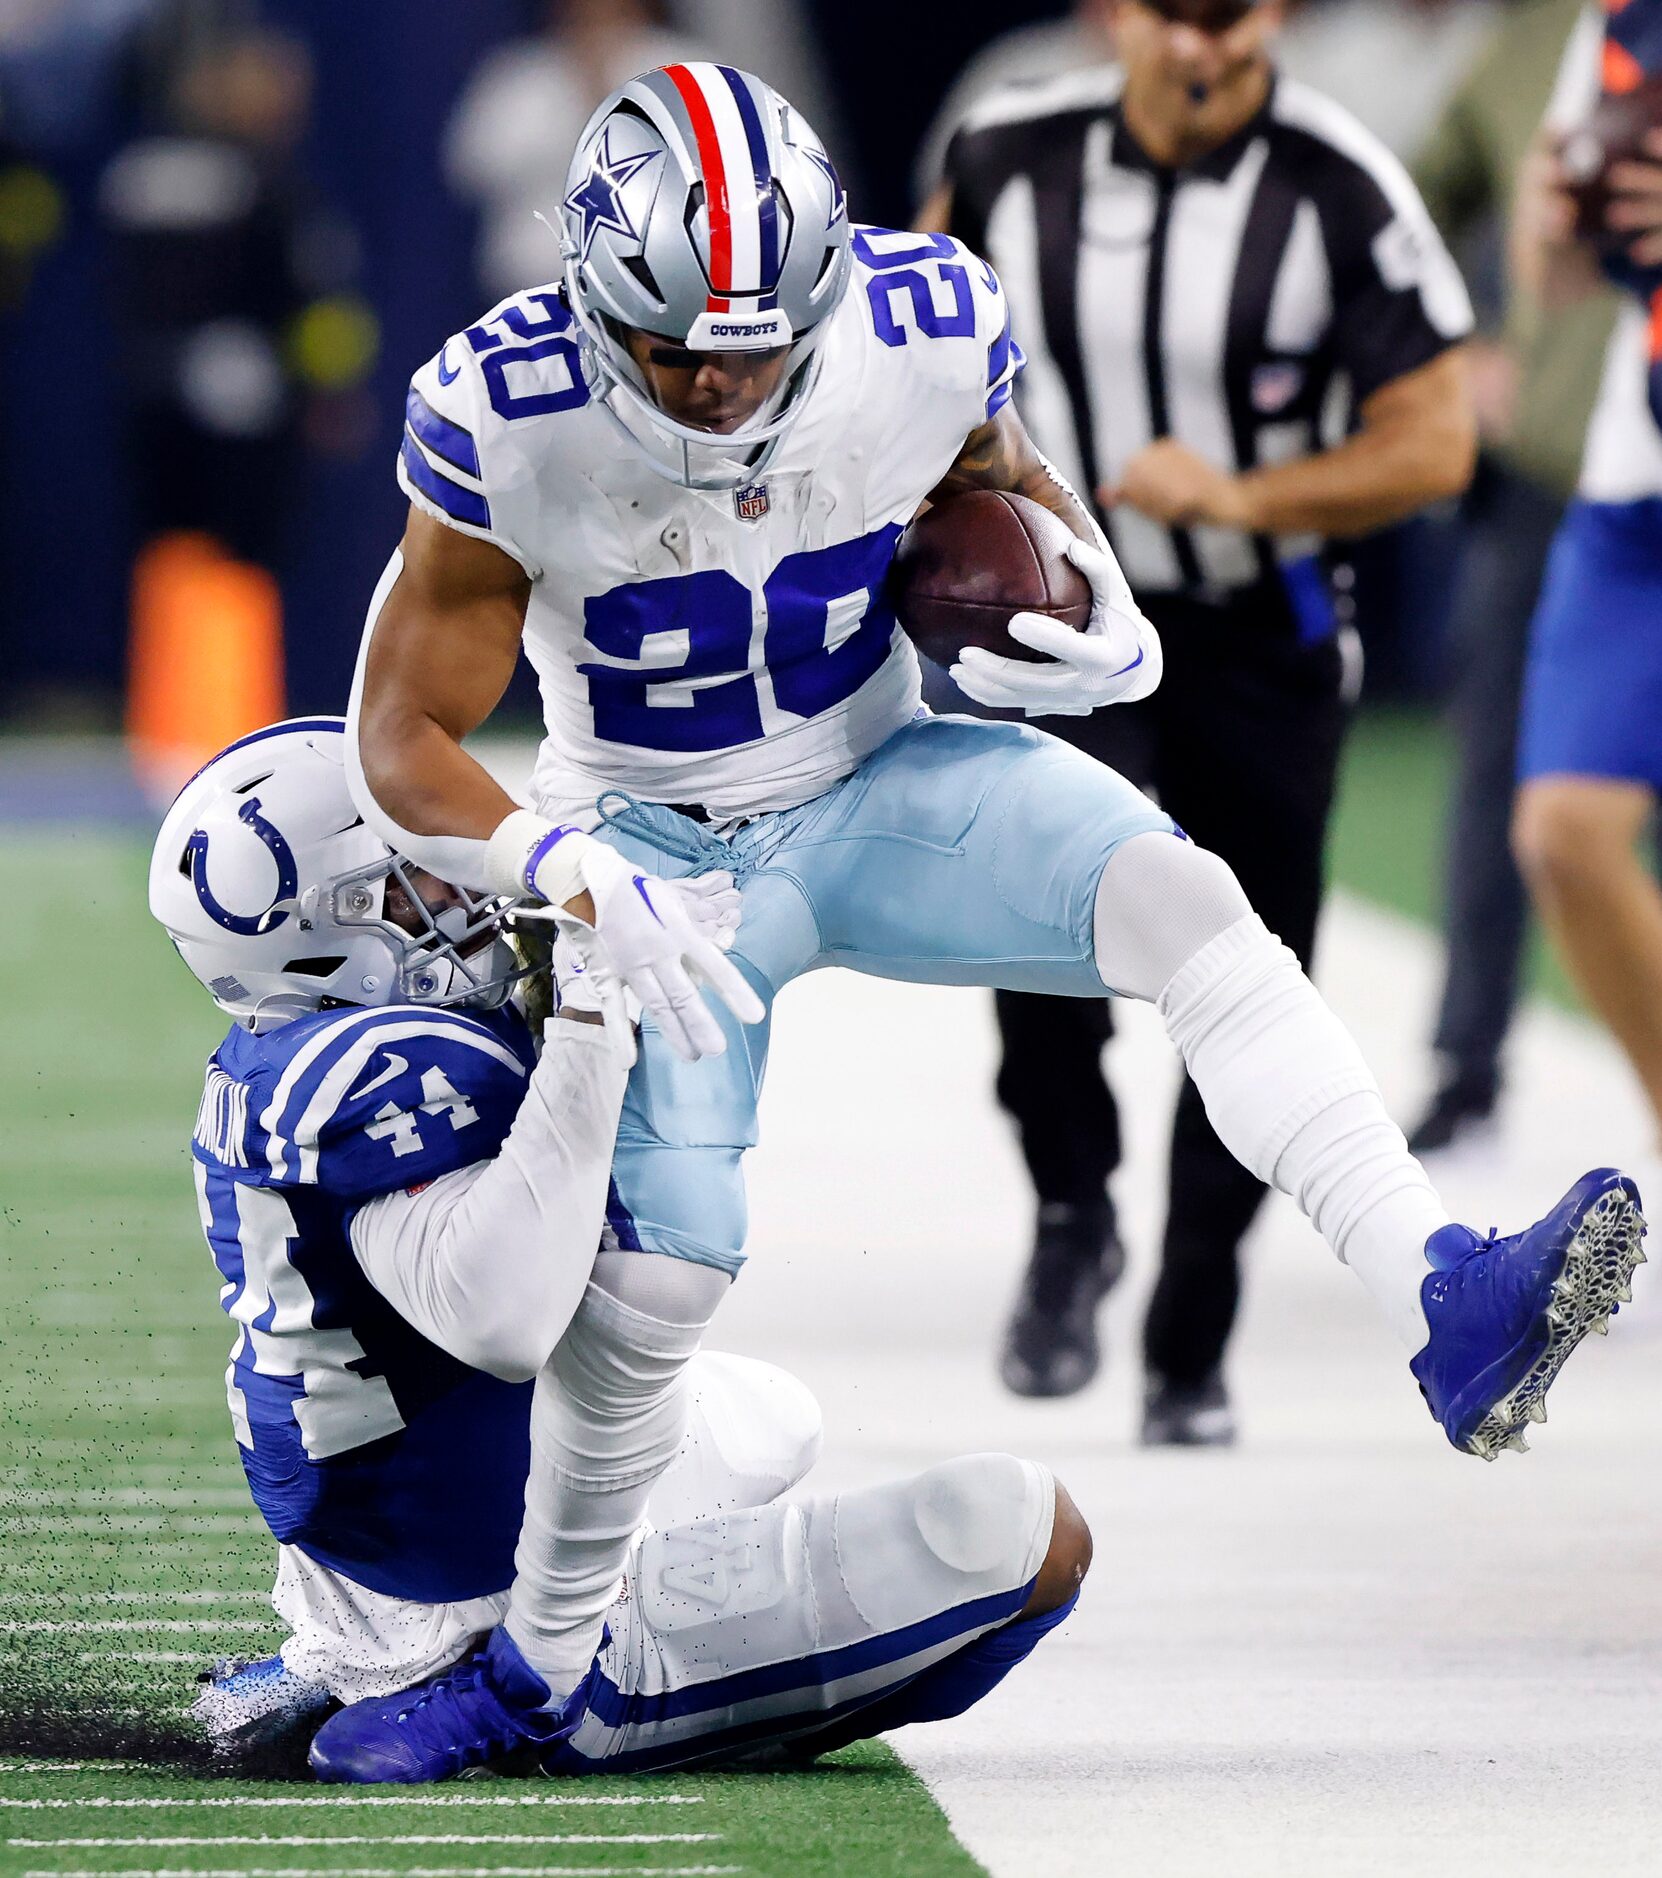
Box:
[504,1253,727,1701]
[1093,835,1447,1351]
[1156,917,1446,1351]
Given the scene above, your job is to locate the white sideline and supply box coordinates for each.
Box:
[722,891,1662,1878]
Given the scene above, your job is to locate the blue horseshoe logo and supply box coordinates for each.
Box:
[187,796,300,936]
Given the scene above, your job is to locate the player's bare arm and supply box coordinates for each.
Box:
[1105,348,1476,537]
[356,511,558,877]
[929,401,1100,546]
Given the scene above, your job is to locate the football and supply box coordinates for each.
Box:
[1560,71,1662,246]
[888,489,1093,667]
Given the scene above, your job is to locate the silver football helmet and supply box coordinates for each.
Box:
[149,717,520,1032]
[559,62,852,489]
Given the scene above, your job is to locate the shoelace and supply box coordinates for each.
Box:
[385,1656,532,1778]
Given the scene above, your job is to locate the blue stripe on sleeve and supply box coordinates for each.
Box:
[400,434,492,531]
[405,387,480,477]
[985,334,1025,420]
[987,307,1012,387]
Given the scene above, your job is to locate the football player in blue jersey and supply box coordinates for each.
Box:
[152,718,1091,1775]
[341,64,1646,1781]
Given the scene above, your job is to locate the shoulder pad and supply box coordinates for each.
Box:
[229,1005,535,1202]
[399,288,592,575]
[848,226,1020,420]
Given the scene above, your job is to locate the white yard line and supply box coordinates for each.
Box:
[0,1591,268,1606]
[9,1835,722,1848]
[21,1868,742,1878]
[0,1516,261,1532]
[0,1763,139,1774]
[0,1796,702,1809]
[1,1490,252,1508]
[62,1650,212,1663]
[0,1619,273,1633]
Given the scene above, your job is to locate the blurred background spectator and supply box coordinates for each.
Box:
[1276,0,1498,161]
[102,25,375,566]
[446,1,709,304]
[1403,0,1618,1153]
[914,0,1116,203]
[100,22,379,790]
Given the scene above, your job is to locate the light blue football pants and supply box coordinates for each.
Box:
[584,713,1174,1275]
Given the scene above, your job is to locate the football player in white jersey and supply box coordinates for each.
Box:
[153,719,1090,1775]
[339,63,1643,1780]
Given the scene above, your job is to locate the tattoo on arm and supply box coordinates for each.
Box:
[929,407,1097,543]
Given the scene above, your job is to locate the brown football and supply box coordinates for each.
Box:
[1560,71,1662,246]
[888,490,1093,667]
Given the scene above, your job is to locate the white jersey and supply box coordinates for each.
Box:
[396,227,1021,821]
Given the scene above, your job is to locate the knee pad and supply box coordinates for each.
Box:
[827,1455,1054,1636]
[1092,831,1255,1001]
[649,1352,823,1532]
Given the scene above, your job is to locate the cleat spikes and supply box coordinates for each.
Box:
[1412,1171,1644,1461]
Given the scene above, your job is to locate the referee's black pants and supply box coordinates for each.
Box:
[994,593,1351,1387]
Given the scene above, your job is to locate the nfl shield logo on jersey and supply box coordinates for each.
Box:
[733,483,770,522]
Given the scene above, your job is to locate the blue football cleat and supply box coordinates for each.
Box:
[192,1653,334,1766]
[308,1627,589,1784]
[1410,1168,1646,1459]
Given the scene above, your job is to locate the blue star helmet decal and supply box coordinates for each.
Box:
[564,126,661,262]
[806,147,845,229]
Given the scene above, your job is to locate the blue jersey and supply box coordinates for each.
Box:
[191,1002,539,1602]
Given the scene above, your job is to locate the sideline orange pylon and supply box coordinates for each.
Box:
[126,531,286,803]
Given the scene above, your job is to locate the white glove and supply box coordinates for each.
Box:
[950,535,1162,717]
[559,857,756,1064]
[544,926,641,1061]
[484,813,759,1063]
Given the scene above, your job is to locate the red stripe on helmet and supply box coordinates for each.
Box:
[664,64,731,313]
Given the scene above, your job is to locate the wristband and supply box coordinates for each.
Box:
[483,808,592,905]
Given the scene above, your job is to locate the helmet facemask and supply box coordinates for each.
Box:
[323,855,523,1015]
[570,294,837,490]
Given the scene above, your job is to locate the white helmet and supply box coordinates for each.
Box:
[149,717,519,1032]
[559,62,852,489]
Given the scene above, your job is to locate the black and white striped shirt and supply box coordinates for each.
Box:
[944,69,1473,600]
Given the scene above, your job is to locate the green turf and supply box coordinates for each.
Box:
[0,831,985,1876]
[1328,706,1582,1012]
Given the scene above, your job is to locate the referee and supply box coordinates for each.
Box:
[923,0,1476,1441]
